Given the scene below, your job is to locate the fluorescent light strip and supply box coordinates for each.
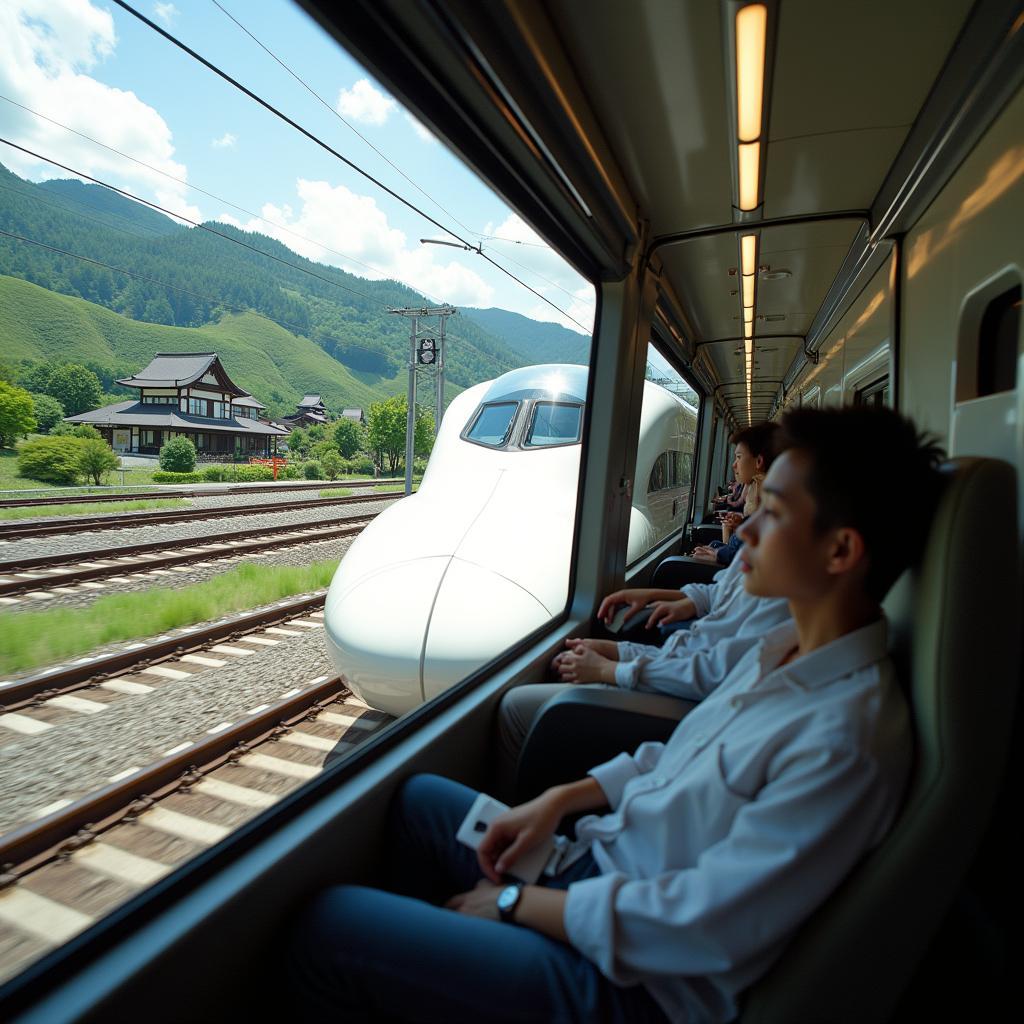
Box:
[736,4,768,142]
[742,275,755,307]
[741,233,757,276]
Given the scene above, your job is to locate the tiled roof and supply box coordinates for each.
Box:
[64,401,288,436]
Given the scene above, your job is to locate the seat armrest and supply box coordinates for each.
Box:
[515,687,696,801]
[652,555,720,588]
[692,523,724,545]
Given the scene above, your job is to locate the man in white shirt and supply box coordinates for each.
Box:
[289,407,943,1023]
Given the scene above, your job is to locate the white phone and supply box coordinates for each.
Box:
[455,792,557,884]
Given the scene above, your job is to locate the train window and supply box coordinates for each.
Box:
[977,285,1020,397]
[627,343,700,565]
[465,401,520,447]
[525,402,582,447]
[855,376,890,407]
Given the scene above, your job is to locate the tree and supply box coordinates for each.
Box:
[287,427,310,458]
[46,364,104,416]
[332,418,364,458]
[366,396,434,474]
[30,393,65,433]
[17,436,83,483]
[78,438,120,485]
[320,450,343,480]
[159,436,197,472]
[0,382,37,448]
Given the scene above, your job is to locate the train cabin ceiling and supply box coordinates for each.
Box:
[305,0,1012,425]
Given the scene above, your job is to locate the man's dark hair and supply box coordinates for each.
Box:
[776,407,945,600]
[731,421,779,470]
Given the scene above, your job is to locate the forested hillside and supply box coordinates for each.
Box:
[0,162,524,397]
[460,307,590,365]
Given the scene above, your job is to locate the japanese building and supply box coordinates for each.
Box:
[283,394,329,427]
[63,352,289,457]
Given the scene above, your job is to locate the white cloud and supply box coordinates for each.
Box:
[336,78,396,126]
[211,132,236,149]
[405,113,436,144]
[0,0,202,223]
[216,177,494,307]
[484,213,594,334]
[153,2,178,26]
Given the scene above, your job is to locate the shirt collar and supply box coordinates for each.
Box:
[755,617,888,692]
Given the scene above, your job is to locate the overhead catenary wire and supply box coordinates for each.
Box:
[0,93,447,305]
[110,0,589,333]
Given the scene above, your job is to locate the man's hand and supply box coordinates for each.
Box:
[445,879,504,920]
[476,790,568,883]
[554,641,616,684]
[596,587,651,625]
[690,545,719,563]
[646,597,697,628]
[550,637,618,673]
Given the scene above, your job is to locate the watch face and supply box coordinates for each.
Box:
[498,884,520,914]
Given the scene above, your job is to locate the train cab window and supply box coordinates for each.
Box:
[465,401,520,447]
[855,376,890,407]
[524,402,582,447]
[977,285,1020,397]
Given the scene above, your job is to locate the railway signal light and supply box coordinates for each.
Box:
[417,338,437,364]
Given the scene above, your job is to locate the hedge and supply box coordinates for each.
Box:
[152,470,204,483]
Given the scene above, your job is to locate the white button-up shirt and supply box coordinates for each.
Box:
[614,558,792,700]
[564,618,911,1023]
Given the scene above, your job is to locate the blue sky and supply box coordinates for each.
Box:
[0,0,596,333]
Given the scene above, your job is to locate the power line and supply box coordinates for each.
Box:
[111,0,589,332]
[0,137,381,305]
[0,93,446,304]
[209,0,477,240]
[483,239,595,310]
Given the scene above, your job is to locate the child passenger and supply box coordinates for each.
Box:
[289,407,944,1024]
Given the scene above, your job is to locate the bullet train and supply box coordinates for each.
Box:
[323,364,696,716]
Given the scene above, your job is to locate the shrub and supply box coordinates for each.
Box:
[202,465,227,482]
[320,451,343,480]
[17,436,83,484]
[232,465,274,482]
[302,461,322,480]
[152,470,204,483]
[159,436,197,473]
[310,439,336,462]
[29,393,65,433]
[78,438,120,485]
[279,464,302,480]
[71,424,101,440]
[348,454,375,476]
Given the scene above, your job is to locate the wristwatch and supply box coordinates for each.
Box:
[496,881,524,923]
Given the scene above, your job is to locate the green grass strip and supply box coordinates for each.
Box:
[0,498,190,521]
[0,560,339,676]
[318,488,353,498]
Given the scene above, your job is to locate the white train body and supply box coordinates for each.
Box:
[323,364,696,716]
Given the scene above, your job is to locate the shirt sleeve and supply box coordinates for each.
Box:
[716,533,742,566]
[587,741,666,809]
[613,633,758,701]
[565,740,893,983]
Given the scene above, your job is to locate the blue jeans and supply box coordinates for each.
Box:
[288,773,669,1023]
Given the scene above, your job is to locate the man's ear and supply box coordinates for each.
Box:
[826,527,867,576]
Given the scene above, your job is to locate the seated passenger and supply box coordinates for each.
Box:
[710,477,744,516]
[288,407,943,1024]
[691,423,777,565]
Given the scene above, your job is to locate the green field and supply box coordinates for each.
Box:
[0,560,339,675]
[0,274,463,417]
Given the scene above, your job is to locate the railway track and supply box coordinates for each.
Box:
[0,489,402,541]
[0,589,332,727]
[0,674,392,984]
[0,509,380,600]
[0,477,404,509]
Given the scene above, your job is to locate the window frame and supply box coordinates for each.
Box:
[461,400,521,449]
[522,400,584,448]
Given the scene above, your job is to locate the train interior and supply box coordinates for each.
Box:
[4,0,1023,1021]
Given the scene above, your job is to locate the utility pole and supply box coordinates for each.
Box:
[388,304,457,495]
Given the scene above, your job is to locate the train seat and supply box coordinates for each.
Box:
[516,458,1020,1021]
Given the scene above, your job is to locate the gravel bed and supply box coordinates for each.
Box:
[0,496,398,563]
[1,534,360,617]
[0,626,366,834]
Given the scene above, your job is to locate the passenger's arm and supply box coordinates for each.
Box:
[596,587,685,625]
[563,742,891,984]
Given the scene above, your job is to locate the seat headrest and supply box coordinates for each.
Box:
[742,457,1020,1023]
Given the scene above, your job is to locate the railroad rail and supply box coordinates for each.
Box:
[0,509,379,599]
[0,590,330,715]
[0,675,392,984]
[0,477,404,509]
[0,489,402,541]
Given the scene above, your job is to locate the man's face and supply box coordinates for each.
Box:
[737,449,834,600]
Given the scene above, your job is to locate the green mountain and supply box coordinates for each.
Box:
[0,161,542,413]
[460,307,590,365]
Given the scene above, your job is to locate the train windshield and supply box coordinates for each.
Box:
[525,402,583,447]
[466,401,520,446]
